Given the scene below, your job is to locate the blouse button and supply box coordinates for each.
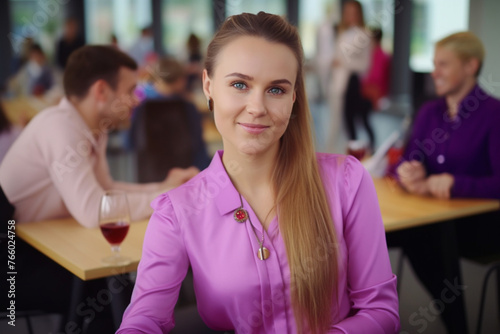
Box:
[437,154,445,164]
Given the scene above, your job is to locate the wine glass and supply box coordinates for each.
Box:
[347,140,367,161]
[99,190,131,266]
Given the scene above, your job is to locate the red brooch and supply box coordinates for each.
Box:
[233,208,248,223]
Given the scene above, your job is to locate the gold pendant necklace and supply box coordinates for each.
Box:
[235,194,270,261]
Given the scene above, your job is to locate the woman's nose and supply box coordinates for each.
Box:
[246,92,266,116]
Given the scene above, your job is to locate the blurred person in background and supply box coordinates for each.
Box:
[140,57,190,99]
[398,32,499,201]
[129,57,210,171]
[185,33,204,92]
[8,44,54,96]
[11,37,35,74]
[0,46,198,228]
[361,27,391,110]
[390,32,500,334]
[56,17,85,69]
[326,0,372,154]
[315,3,336,101]
[128,26,155,67]
[0,46,198,333]
[0,101,22,164]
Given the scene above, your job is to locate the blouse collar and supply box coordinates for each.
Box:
[206,150,245,217]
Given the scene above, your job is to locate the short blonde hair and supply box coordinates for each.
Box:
[436,31,485,76]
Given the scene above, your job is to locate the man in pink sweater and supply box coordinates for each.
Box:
[0,46,197,332]
[0,45,197,227]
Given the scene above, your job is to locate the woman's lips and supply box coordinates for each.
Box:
[238,123,269,134]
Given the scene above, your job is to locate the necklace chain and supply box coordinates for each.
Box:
[238,193,268,260]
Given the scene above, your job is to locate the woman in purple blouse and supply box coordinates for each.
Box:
[118,12,399,334]
[392,32,500,333]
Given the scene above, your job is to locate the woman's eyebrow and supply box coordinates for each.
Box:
[270,79,292,86]
[225,72,253,80]
[225,72,292,86]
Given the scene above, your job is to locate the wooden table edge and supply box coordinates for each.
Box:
[384,200,500,232]
[17,227,86,280]
[16,222,146,281]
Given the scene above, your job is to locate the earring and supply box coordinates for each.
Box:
[207,98,214,112]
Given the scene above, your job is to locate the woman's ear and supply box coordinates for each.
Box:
[202,69,212,99]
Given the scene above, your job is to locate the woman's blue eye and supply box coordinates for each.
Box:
[232,82,247,90]
[269,87,284,95]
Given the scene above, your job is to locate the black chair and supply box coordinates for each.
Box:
[1,186,38,334]
[133,99,194,183]
[457,211,500,334]
[475,259,500,334]
[131,100,224,332]
[0,185,14,222]
[393,215,500,334]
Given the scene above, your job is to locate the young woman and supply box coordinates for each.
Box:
[118,12,399,334]
[326,0,374,153]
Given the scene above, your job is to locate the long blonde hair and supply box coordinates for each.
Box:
[205,12,339,334]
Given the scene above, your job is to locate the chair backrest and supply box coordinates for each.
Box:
[0,186,15,256]
[134,99,194,183]
[0,185,14,222]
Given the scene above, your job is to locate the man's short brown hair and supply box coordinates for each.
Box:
[63,45,138,98]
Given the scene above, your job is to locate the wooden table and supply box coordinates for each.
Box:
[16,219,148,281]
[375,177,499,333]
[16,219,148,330]
[15,179,499,331]
[15,178,500,282]
[2,96,55,125]
[374,177,500,232]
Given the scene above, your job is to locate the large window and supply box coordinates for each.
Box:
[226,0,286,18]
[85,0,152,49]
[298,0,340,59]
[358,0,394,54]
[9,0,65,61]
[410,0,470,72]
[161,0,213,58]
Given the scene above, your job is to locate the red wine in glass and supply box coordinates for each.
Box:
[347,140,367,161]
[100,221,130,245]
[99,191,131,266]
[348,147,367,160]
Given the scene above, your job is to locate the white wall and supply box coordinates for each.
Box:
[469,0,500,98]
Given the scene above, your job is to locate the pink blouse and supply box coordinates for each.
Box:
[117,151,400,333]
